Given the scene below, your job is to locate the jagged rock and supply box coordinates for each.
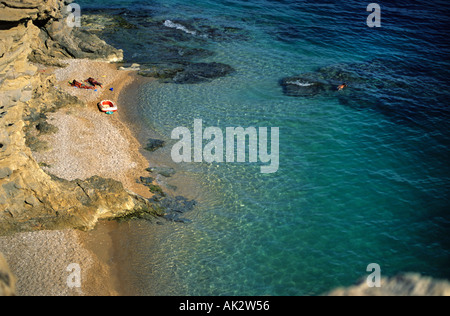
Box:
[0,1,123,66]
[38,19,123,63]
[326,274,450,296]
[0,2,39,22]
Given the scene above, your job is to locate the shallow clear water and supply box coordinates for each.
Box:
[77,0,450,295]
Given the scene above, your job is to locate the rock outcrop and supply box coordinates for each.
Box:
[0,0,123,66]
[327,274,450,296]
[0,0,160,236]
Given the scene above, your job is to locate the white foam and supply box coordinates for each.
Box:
[286,80,314,87]
[163,20,197,36]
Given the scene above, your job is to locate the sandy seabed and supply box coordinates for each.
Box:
[0,59,153,296]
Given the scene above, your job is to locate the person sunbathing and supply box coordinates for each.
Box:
[86,77,103,88]
[70,80,95,90]
[70,80,82,88]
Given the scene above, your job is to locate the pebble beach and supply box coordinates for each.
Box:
[0,59,152,296]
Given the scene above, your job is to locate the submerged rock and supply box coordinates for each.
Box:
[139,61,235,84]
[172,62,235,84]
[280,59,409,98]
[280,77,330,97]
[144,138,166,152]
[139,177,154,186]
[138,64,185,79]
[154,195,197,224]
[148,167,176,178]
[78,9,247,83]
[118,192,196,224]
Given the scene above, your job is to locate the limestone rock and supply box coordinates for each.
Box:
[0,0,64,23]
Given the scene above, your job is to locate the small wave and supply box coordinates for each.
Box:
[163,20,197,36]
[286,80,314,87]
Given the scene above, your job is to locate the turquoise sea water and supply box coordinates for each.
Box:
[77,0,449,295]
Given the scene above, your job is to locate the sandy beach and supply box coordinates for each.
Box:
[0,59,153,296]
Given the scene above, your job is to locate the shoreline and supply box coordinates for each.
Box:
[0,59,156,296]
[47,59,155,296]
[37,59,152,199]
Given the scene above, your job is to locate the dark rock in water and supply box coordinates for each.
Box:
[193,23,249,42]
[139,60,236,84]
[148,184,166,197]
[139,177,154,186]
[144,138,165,152]
[148,194,197,224]
[79,10,246,84]
[138,64,185,80]
[173,62,235,84]
[280,77,330,97]
[148,167,176,178]
[280,59,408,98]
[150,45,214,64]
[166,184,178,192]
[142,62,236,84]
[156,195,197,213]
[280,58,449,131]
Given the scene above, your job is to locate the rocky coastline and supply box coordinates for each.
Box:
[0,0,201,295]
[0,0,164,235]
[1,0,448,297]
[0,0,167,295]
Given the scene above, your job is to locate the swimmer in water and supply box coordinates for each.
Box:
[337,83,348,91]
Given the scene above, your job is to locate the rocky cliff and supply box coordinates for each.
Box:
[0,0,160,236]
